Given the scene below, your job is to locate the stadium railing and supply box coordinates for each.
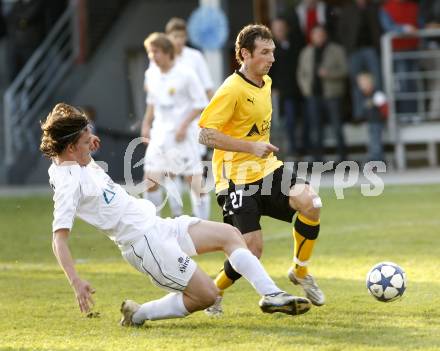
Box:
[3,3,78,169]
[381,29,440,170]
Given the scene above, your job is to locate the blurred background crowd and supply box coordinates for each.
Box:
[0,0,439,185]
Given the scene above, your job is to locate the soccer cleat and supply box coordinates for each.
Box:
[204,296,223,317]
[120,300,142,327]
[288,267,325,306]
[259,292,311,315]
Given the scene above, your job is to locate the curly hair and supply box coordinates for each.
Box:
[40,103,89,158]
[235,24,273,65]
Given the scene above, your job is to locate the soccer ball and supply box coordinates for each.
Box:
[366,262,407,302]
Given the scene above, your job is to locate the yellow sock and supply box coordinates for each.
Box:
[214,270,234,294]
[292,213,320,278]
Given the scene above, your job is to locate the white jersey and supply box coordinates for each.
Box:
[49,160,157,248]
[145,62,208,146]
[179,46,214,91]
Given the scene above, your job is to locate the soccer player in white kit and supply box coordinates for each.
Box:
[141,32,210,219]
[144,18,214,218]
[40,103,312,327]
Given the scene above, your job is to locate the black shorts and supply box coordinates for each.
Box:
[216,165,307,234]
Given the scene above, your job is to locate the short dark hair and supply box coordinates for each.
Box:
[165,17,187,34]
[144,32,175,59]
[235,24,273,65]
[40,103,89,158]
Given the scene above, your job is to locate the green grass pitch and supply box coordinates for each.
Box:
[1,184,439,351]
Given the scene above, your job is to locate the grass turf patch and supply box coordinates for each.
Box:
[1,184,439,350]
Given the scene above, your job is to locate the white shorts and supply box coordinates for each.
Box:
[143,138,203,176]
[121,215,200,293]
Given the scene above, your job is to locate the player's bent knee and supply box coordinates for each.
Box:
[301,201,321,222]
[253,246,263,259]
[244,239,262,258]
[303,198,320,217]
[289,184,322,220]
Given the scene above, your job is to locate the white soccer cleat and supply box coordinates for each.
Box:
[204,296,223,317]
[120,299,142,327]
[288,267,325,306]
[259,291,311,316]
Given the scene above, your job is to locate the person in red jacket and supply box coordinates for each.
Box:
[380,0,420,120]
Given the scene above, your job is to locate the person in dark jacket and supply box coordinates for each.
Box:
[338,0,382,121]
[297,25,348,162]
[420,0,440,119]
[270,17,303,158]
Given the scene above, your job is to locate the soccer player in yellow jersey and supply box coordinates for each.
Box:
[198,24,325,315]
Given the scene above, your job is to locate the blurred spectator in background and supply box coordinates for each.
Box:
[0,2,6,87]
[295,0,336,43]
[270,17,303,159]
[380,0,419,121]
[0,2,5,39]
[4,0,46,82]
[420,0,440,29]
[338,0,382,121]
[420,0,440,120]
[297,25,348,162]
[3,0,67,83]
[357,72,388,162]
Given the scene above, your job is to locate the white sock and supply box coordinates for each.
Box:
[190,192,203,218]
[164,177,183,217]
[200,193,211,220]
[143,188,163,216]
[132,293,189,323]
[190,192,210,220]
[228,248,282,296]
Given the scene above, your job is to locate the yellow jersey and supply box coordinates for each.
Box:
[199,71,282,192]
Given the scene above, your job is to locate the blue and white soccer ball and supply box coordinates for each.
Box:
[366,262,407,302]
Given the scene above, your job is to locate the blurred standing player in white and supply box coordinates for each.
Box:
[40,103,312,326]
[142,32,210,219]
[145,17,214,218]
[163,17,214,99]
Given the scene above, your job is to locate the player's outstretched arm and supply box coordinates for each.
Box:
[52,229,95,313]
[199,128,279,158]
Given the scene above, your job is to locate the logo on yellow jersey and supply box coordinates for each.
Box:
[246,123,260,136]
[261,120,271,135]
[246,119,271,137]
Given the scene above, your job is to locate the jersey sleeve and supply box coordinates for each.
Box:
[50,167,81,233]
[186,70,209,109]
[198,83,236,130]
[193,50,214,90]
